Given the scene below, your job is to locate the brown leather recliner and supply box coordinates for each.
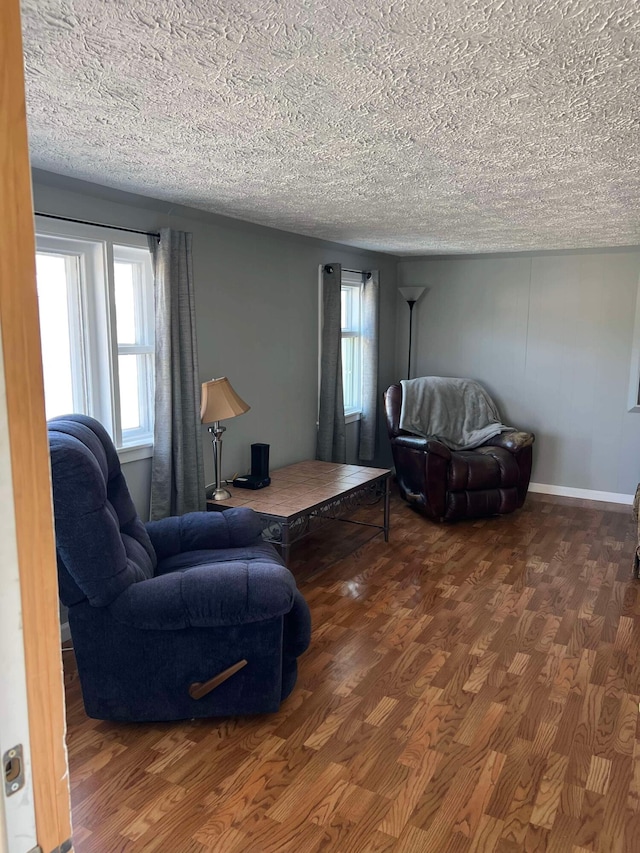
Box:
[384,384,534,522]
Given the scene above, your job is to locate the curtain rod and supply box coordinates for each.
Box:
[325,266,372,279]
[34,212,160,240]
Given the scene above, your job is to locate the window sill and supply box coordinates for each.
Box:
[345,411,362,425]
[117,443,153,464]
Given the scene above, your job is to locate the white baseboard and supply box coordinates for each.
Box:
[529,482,634,506]
[60,621,71,643]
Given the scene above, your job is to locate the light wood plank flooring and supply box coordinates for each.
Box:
[62,489,640,852]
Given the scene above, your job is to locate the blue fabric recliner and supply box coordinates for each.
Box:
[48,414,311,722]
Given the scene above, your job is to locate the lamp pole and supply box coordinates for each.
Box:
[208,421,230,500]
[407,300,416,380]
[398,286,427,381]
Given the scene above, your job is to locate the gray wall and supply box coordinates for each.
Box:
[33,170,397,519]
[397,250,640,496]
[36,168,639,506]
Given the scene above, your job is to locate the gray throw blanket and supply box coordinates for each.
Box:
[399,377,512,450]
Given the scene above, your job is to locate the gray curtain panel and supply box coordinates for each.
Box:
[148,228,205,518]
[359,271,379,461]
[316,263,346,463]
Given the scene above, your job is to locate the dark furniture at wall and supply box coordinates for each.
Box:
[384,384,534,522]
[48,414,311,722]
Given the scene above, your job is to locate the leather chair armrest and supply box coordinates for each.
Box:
[393,435,452,460]
[484,430,535,452]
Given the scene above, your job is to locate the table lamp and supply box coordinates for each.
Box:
[201,377,250,500]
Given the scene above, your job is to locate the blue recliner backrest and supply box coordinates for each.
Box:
[48,415,157,608]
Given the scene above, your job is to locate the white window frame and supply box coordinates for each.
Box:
[112,244,155,449]
[35,217,154,461]
[318,267,365,424]
[341,271,364,422]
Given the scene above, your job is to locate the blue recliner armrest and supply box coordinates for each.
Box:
[146,507,264,560]
[108,559,296,629]
[284,589,312,658]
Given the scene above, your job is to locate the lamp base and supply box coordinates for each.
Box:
[210,486,231,501]
[208,422,231,502]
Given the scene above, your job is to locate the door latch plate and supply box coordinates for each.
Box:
[3,743,25,796]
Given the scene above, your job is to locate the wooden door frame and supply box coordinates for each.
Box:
[1,0,72,850]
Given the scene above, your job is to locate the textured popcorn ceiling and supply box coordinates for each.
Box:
[21,0,640,255]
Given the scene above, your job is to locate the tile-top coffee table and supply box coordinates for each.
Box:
[207,460,391,565]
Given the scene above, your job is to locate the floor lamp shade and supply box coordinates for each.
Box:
[200,377,250,501]
[399,287,426,380]
[398,286,427,304]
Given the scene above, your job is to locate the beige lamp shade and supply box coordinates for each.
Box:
[200,377,250,423]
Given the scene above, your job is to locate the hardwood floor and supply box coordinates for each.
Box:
[63,489,640,852]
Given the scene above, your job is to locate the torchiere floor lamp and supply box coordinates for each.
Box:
[398,286,426,379]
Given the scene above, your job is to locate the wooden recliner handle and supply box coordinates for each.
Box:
[189,659,248,700]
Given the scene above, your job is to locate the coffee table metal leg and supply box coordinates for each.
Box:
[383,477,390,542]
[281,520,291,566]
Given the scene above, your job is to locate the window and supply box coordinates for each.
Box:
[35,219,154,458]
[341,273,363,419]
